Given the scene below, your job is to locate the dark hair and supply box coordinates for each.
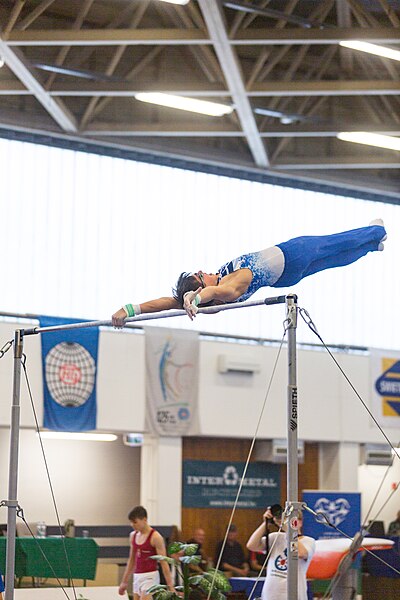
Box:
[172,272,202,308]
[128,505,147,521]
[270,504,283,519]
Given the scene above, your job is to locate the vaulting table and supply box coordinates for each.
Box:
[0,537,98,582]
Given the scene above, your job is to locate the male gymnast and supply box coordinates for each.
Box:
[112,219,386,325]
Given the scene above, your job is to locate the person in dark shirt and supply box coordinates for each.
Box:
[215,524,249,577]
[388,510,400,536]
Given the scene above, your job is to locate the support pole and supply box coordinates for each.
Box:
[286,295,299,600]
[5,329,24,600]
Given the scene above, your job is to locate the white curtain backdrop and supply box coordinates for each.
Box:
[0,137,398,349]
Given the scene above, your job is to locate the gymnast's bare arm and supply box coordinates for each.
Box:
[112,296,180,327]
[184,269,253,320]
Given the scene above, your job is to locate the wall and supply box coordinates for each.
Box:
[358,461,400,532]
[0,429,140,526]
[181,437,319,561]
[0,319,399,532]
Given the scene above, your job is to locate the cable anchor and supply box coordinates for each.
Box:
[0,339,13,359]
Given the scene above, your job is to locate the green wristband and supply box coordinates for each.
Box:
[124,303,136,317]
[193,294,201,307]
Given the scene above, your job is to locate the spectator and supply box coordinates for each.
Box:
[388,511,400,536]
[215,524,249,577]
[119,505,174,597]
[187,528,210,573]
[248,549,267,576]
[247,508,315,600]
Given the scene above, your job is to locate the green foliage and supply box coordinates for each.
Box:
[167,542,199,556]
[150,554,231,600]
[204,570,232,593]
[151,554,176,565]
[179,554,202,565]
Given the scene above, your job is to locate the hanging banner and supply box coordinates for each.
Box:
[145,327,199,436]
[302,491,361,540]
[370,350,400,428]
[183,460,280,508]
[40,316,99,431]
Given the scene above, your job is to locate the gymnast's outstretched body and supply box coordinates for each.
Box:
[112,219,387,325]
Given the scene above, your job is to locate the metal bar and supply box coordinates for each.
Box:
[286,294,299,600]
[6,27,399,46]
[5,329,24,600]
[23,295,287,336]
[198,0,269,168]
[0,310,370,353]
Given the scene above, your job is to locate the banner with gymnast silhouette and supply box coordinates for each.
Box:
[145,326,199,436]
[371,350,400,428]
[40,316,99,431]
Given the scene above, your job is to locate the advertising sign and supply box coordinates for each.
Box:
[183,460,280,509]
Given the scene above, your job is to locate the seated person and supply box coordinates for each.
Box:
[249,549,267,576]
[215,524,249,577]
[187,528,210,573]
[387,511,400,536]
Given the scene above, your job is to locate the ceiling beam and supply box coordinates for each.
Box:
[6,27,400,46]
[197,0,268,167]
[82,121,400,137]
[7,28,210,45]
[233,27,400,44]
[274,157,400,169]
[0,39,77,132]
[84,122,243,136]
[1,79,400,97]
[249,80,400,96]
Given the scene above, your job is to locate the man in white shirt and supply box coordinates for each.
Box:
[247,508,315,600]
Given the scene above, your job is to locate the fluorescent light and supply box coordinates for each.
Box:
[337,132,400,152]
[157,0,190,4]
[339,41,400,62]
[135,93,233,117]
[38,432,118,442]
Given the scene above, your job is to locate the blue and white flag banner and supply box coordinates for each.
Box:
[145,326,199,436]
[302,491,361,540]
[370,350,400,428]
[39,316,99,431]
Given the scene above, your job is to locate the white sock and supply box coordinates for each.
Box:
[369,218,387,241]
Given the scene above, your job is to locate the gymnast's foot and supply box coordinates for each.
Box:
[370,218,387,242]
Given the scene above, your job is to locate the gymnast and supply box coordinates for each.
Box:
[112,219,386,325]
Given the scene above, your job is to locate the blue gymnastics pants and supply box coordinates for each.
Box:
[274,225,385,288]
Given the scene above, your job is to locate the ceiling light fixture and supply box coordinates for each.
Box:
[157,0,190,5]
[339,41,400,62]
[38,431,118,442]
[337,132,400,152]
[135,93,233,117]
[0,56,4,69]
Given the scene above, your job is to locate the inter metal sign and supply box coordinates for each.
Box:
[182,460,280,508]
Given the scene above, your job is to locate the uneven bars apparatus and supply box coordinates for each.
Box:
[4,294,299,600]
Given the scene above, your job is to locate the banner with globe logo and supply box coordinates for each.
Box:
[145,326,199,436]
[40,316,99,431]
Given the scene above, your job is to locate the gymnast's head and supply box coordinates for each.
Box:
[173,271,217,308]
[173,272,203,307]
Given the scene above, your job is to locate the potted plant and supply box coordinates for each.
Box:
[149,542,231,600]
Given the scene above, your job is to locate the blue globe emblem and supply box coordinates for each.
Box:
[45,342,96,407]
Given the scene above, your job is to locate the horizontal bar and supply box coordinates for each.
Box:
[23,295,287,336]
